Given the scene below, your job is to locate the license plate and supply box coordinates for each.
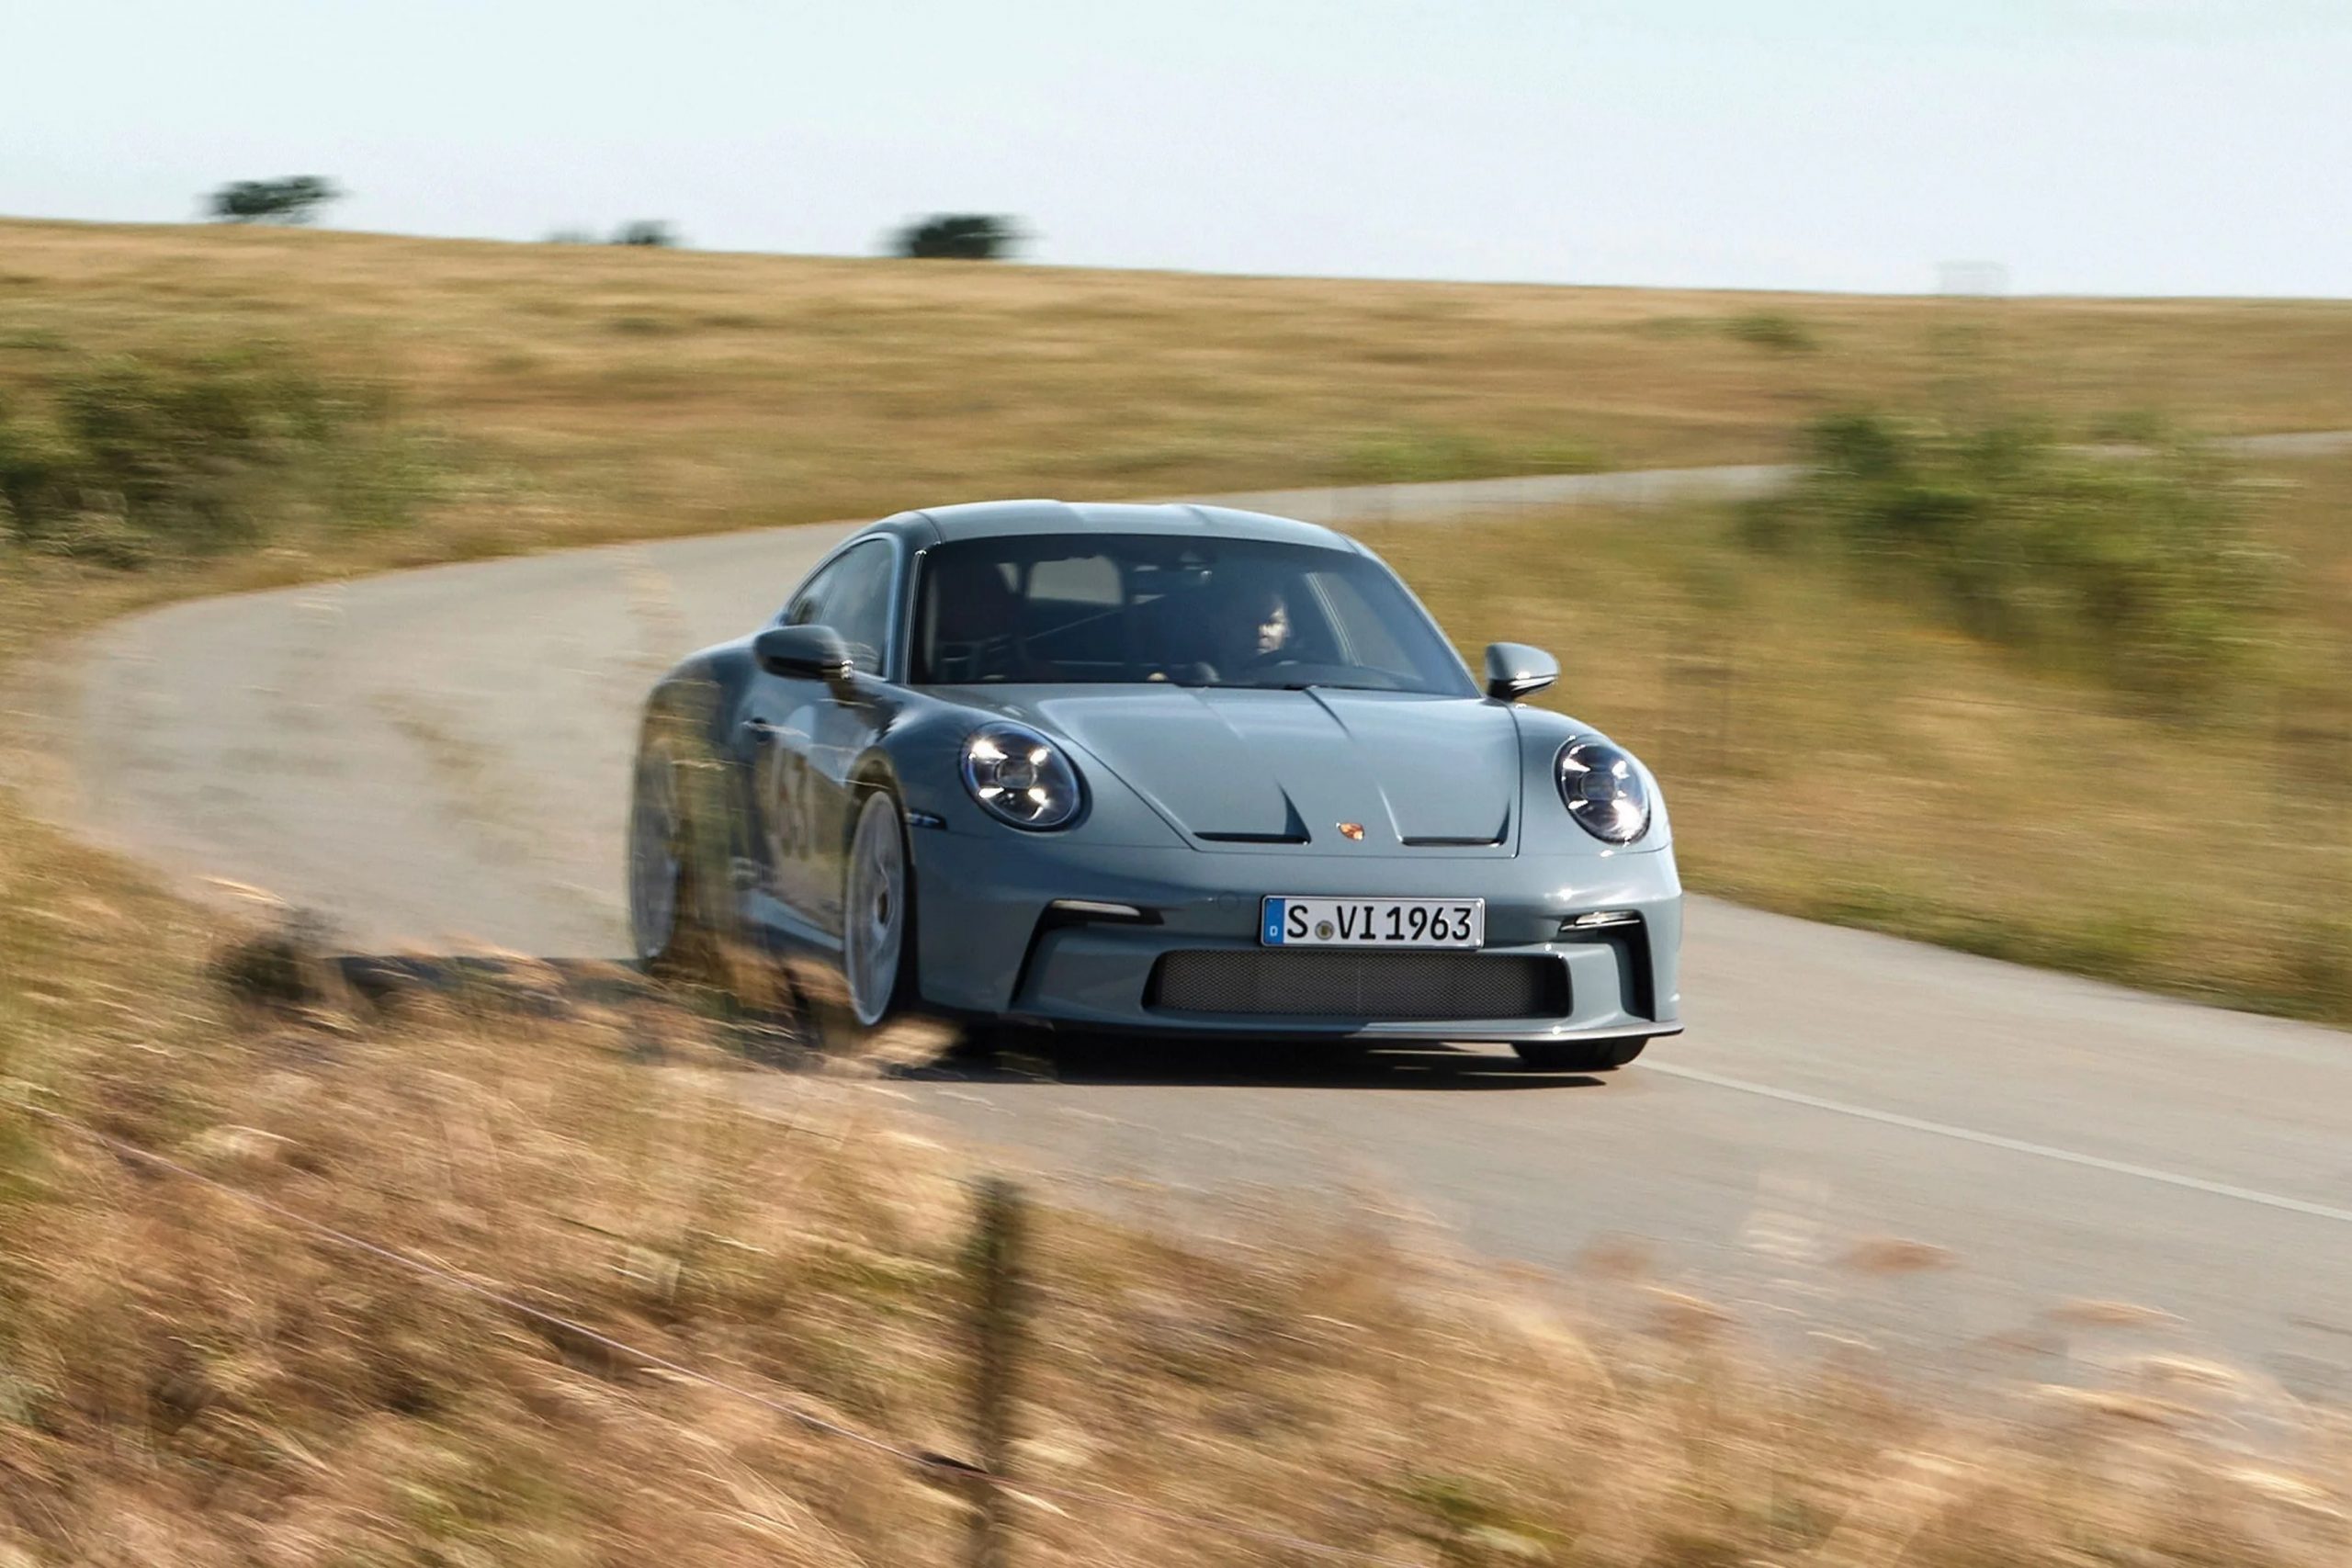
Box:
[1261,897,1483,949]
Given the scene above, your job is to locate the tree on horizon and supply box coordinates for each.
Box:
[891,213,1021,260]
[207,177,341,225]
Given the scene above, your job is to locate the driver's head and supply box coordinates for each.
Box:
[1248,586,1291,658]
[1210,577,1289,672]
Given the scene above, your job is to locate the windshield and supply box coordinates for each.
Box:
[910,534,1476,695]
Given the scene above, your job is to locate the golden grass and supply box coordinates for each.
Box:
[9,221,2352,1558]
[1366,448,2352,1023]
[6,217,2352,576]
[4,507,2350,1559]
[5,807,2350,1564]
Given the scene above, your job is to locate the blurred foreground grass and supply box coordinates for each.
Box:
[4,804,2349,1562]
[1370,447,2352,1024]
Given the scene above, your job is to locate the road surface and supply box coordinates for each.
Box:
[62,456,2352,1397]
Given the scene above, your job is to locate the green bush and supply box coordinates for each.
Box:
[1724,310,1817,353]
[207,175,340,224]
[1747,410,2278,705]
[0,347,422,567]
[891,213,1021,260]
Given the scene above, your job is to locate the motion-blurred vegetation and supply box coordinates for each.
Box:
[610,219,679,249]
[1374,446,2352,1024]
[1339,425,1602,484]
[6,218,2352,579]
[1724,309,1819,352]
[1744,410,2279,707]
[204,175,340,225]
[5,220,2348,1012]
[890,211,1021,259]
[2,809,2348,1562]
[5,218,2352,1561]
[0,346,436,568]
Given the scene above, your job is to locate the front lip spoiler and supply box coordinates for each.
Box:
[988,1016,1685,1046]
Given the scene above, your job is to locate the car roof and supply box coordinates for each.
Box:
[868,499,1363,553]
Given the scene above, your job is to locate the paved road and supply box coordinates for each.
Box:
[64,456,2352,1397]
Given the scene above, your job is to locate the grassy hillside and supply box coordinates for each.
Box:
[6,218,2351,1018]
[6,219,2347,1015]
[6,218,2352,576]
[1371,446,2352,1023]
[5,223,2352,1559]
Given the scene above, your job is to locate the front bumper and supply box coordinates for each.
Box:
[906,829,1682,1043]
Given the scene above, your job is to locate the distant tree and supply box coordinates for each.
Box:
[543,227,598,244]
[207,176,340,225]
[892,213,1020,260]
[611,220,678,248]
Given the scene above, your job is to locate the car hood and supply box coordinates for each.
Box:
[961,685,1524,854]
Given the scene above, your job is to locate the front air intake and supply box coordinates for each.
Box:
[1146,950,1566,1021]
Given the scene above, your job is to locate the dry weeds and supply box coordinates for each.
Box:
[6,219,2352,588]
[1367,448,2352,1024]
[3,803,2351,1564]
[9,222,2352,1562]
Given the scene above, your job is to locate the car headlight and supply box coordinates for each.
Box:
[1556,739,1650,844]
[961,723,1084,830]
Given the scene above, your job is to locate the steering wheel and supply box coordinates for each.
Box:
[1240,649,1309,679]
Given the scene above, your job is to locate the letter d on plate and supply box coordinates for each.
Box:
[1262,898,1286,944]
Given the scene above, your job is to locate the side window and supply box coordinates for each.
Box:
[786,541,896,675]
[784,578,826,628]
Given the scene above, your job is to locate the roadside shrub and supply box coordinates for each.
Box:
[1725,310,1817,352]
[0,346,424,566]
[210,909,347,1011]
[1747,410,2278,705]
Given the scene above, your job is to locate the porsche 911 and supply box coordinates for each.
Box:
[628,500,1681,1071]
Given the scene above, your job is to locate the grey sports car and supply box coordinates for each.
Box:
[627,501,1681,1071]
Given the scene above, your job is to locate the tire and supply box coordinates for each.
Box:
[1510,1037,1648,1074]
[628,739,720,982]
[842,788,918,1030]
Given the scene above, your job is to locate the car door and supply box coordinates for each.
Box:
[741,538,899,941]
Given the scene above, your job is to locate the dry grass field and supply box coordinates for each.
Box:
[1370,447,2352,1024]
[6,217,2352,574]
[4,801,2349,1565]
[7,221,2352,1559]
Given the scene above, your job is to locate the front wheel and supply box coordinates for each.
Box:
[1511,1037,1648,1074]
[842,789,917,1029]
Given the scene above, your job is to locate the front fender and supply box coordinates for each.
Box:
[875,700,1191,849]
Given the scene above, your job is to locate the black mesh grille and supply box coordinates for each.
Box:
[1147,950,1566,1021]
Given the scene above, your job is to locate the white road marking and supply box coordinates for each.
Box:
[1648,1062,2352,1226]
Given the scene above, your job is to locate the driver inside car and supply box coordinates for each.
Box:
[1247,585,1292,660]
[1191,576,1293,682]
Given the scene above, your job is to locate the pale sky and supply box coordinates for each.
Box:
[6,0,2347,296]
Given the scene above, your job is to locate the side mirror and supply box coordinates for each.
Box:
[1484,642,1558,702]
[754,624,858,698]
